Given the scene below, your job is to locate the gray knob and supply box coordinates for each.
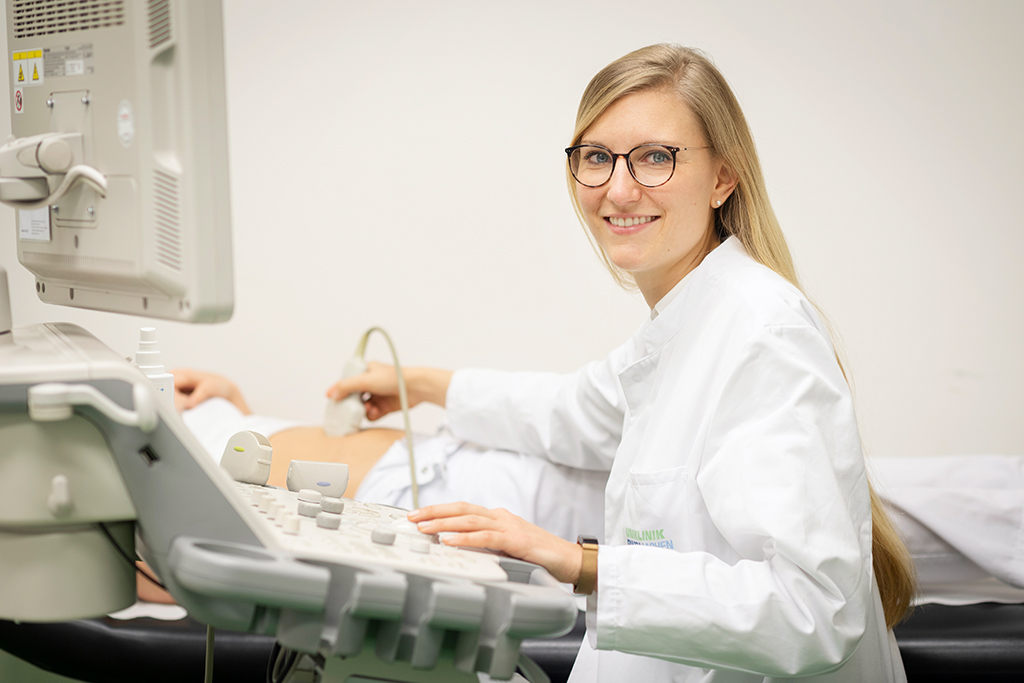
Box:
[297,500,320,518]
[320,497,345,514]
[371,526,396,545]
[298,489,322,503]
[316,511,341,529]
[47,474,73,518]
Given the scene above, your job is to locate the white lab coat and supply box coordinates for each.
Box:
[446,238,905,682]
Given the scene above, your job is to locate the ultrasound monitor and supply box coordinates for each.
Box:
[1,0,233,322]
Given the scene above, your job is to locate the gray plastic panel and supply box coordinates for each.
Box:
[168,537,329,611]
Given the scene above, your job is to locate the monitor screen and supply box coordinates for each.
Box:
[3,0,233,323]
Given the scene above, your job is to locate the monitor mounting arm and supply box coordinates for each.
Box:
[0,133,106,210]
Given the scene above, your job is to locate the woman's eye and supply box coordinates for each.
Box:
[638,149,671,165]
[583,150,611,165]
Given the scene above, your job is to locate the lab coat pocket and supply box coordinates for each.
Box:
[624,465,689,552]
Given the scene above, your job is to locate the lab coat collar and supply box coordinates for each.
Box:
[650,270,693,321]
[639,236,745,357]
[619,238,747,416]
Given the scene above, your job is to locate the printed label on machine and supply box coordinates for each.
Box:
[18,207,51,242]
[42,44,94,79]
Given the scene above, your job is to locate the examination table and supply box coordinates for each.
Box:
[1,602,1022,682]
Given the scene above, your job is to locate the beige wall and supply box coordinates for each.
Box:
[1,0,1021,457]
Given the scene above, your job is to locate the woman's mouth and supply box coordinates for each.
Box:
[606,215,658,233]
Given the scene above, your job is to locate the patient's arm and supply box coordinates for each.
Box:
[172,368,251,414]
[136,562,176,604]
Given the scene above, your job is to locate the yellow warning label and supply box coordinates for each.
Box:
[12,47,43,87]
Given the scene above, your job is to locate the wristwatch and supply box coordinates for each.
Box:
[574,535,599,595]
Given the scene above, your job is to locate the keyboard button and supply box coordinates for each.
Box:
[297,489,322,503]
[316,511,342,529]
[297,500,320,518]
[371,526,397,545]
[321,497,345,514]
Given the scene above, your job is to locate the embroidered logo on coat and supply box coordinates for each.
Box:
[624,526,674,549]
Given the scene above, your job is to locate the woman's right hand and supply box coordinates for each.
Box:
[408,503,584,586]
[326,362,453,421]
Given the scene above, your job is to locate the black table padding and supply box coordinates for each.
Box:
[519,610,586,683]
[0,616,275,682]
[1,603,1021,682]
[893,603,1024,682]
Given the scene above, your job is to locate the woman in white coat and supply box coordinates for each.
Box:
[329,44,916,682]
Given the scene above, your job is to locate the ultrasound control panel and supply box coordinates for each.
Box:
[234,482,509,583]
[0,323,577,683]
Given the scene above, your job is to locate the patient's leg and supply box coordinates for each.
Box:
[267,426,404,495]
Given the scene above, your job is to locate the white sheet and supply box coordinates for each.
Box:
[870,454,1024,604]
[180,397,301,464]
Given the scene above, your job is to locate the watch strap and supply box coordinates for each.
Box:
[574,534,599,595]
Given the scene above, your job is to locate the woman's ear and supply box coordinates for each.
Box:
[711,159,739,207]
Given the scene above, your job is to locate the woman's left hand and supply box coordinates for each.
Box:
[408,503,583,585]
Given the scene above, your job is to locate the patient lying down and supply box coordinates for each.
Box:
[171,369,607,531]
[131,369,608,604]
[174,368,404,493]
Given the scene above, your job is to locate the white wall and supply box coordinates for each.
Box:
[1,0,1021,457]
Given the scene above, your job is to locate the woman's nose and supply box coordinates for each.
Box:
[605,160,642,206]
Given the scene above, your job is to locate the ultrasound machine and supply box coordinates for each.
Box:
[0,2,576,681]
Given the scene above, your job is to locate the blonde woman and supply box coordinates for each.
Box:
[330,45,915,682]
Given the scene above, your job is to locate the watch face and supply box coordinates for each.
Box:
[578,535,599,546]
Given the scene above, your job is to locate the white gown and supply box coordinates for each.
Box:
[446,238,906,682]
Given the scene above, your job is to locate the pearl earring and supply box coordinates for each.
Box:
[715,200,722,207]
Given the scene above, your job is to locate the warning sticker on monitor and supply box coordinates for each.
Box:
[18,207,51,242]
[12,49,44,88]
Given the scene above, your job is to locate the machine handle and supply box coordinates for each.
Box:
[28,382,158,433]
[168,537,330,612]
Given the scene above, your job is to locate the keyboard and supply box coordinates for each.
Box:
[233,481,509,582]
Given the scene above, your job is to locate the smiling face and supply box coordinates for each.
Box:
[576,88,737,307]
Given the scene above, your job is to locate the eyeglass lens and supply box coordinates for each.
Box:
[568,145,676,187]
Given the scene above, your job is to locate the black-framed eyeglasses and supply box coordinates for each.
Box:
[565,143,709,188]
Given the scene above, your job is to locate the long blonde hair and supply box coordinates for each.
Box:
[569,44,915,629]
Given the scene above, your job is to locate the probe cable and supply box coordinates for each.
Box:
[96,521,166,590]
[353,327,420,510]
[98,522,216,683]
